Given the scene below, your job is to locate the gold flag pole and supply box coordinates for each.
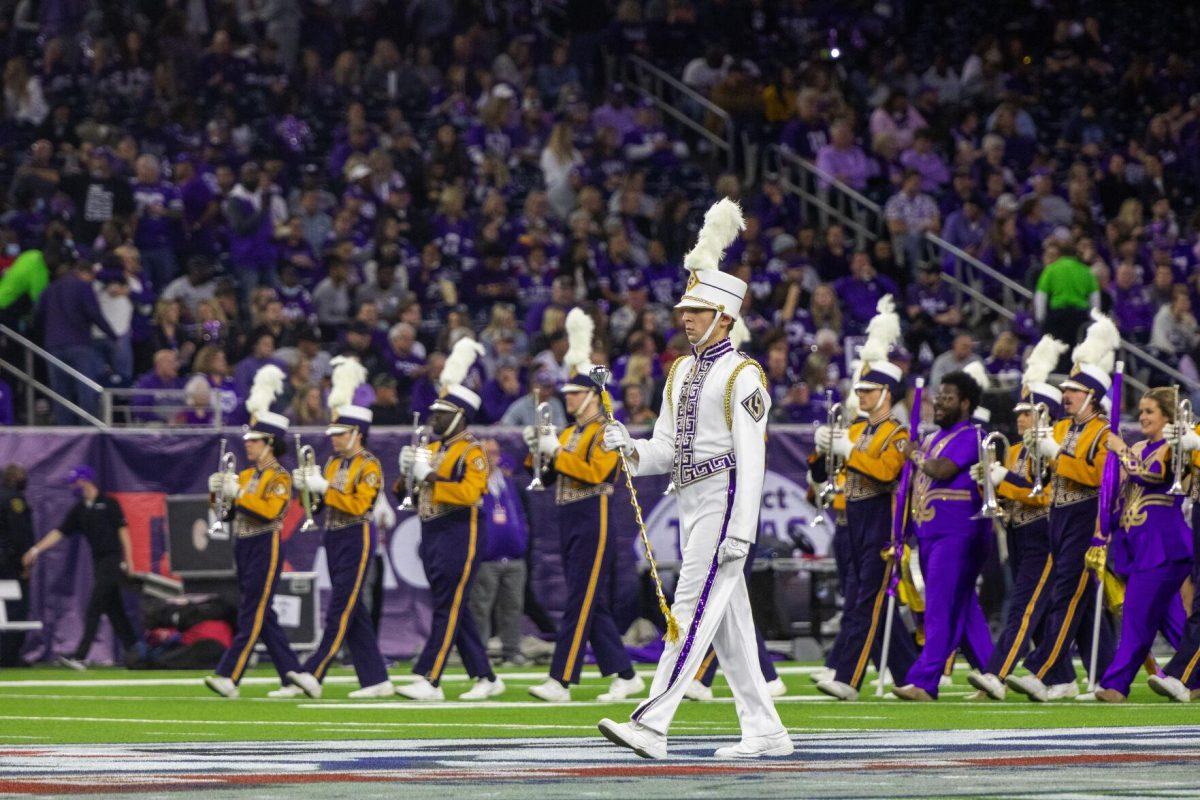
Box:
[590,365,680,644]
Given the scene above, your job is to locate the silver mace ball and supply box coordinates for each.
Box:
[589,365,613,390]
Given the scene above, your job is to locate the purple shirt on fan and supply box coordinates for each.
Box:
[131,181,182,249]
[815,144,872,191]
[905,280,955,317]
[1110,284,1156,339]
[645,261,683,307]
[834,274,900,334]
[480,472,529,562]
[480,379,522,424]
[912,419,981,540]
[780,119,828,160]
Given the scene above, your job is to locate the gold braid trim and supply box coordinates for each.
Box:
[724,355,769,429]
[663,356,686,416]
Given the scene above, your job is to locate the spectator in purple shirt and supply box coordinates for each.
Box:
[899,129,951,193]
[815,119,872,191]
[904,263,961,357]
[232,331,287,396]
[130,154,183,291]
[833,251,900,335]
[590,84,638,140]
[131,349,186,423]
[480,362,524,424]
[223,162,281,304]
[884,170,941,270]
[35,257,118,424]
[940,195,990,262]
[1110,261,1156,344]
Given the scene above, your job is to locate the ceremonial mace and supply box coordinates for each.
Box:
[590,365,681,644]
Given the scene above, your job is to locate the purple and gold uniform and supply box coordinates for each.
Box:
[213,458,302,685]
[986,440,1053,679]
[902,420,994,697]
[1164,427,1200,688]
[412,431,493,685]
[820,415,919,690]
[1021,410,1114,681]
[301,446,390,688]
[536,410,634,686]
[1099,438,1193,695]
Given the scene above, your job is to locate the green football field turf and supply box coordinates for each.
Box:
[0,662,1190,745]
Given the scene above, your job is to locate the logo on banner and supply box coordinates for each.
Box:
[641,471,830,563]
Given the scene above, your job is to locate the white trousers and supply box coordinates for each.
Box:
[631,471,785,739]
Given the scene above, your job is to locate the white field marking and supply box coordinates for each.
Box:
[0,714,681,732]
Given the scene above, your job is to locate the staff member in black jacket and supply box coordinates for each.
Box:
[22,465,138,670]
[0,464,34,667]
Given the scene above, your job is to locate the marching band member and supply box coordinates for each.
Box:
[1007,311,1118,702]
[285,357,393,699]
[968,336,1068,700]
[204,366,304,698]
[814,296,919,702]
[1154,408,1200,701]
[892,369,993,701]
[598,199,792,759]
[400,338,502,702]
[528,309,644,704]
[1091,388,1193,702]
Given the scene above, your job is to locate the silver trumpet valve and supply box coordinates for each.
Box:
[526,402,555,491]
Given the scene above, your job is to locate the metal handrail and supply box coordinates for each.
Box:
[0,357,108,427]
[765,145,881,248]
[620,54,735,171]
[0,324,104,392]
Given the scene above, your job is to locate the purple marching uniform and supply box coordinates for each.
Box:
[1099,439,1193,695]
[1163,437,1200,689]
[536,412,634,686]
[301,446,390,688]
[213,456,302,685]
[903,420,994,697]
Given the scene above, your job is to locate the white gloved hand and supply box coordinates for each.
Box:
[521,425,539,449]
[602,421,633,455]
[209,472,239,499]
[399,445,416,472]
[302,465,329,495]
[412,447,434,482]
[291,467,307,490]
[207,472,226,495]
[1035,429,1060,460]
[717,537,751,565]
[537,431,561,457]
[989,462,1007,487]
[830,430,853,459]
[814,424,832,454]
[1168,423,1200,453]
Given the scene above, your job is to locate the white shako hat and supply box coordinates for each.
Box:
[1015,334,1067,418]
[326,356,372,435]
[1059,310,1118,399]
[674,198,749,321]
[244,364,289,440]
[430,337,484,420]
[561,307,599,393]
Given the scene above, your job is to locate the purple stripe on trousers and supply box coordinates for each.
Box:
[633,469,737,723]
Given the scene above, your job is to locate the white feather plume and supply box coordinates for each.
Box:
[963,359,990,391]
[858,294,900,363]
[563,308,595,376]
[245,364,285,417]
[683,198,745,273]
[1071,309,1120,374]
[327,356,367,410]
[1023,335,1068,386]
[441,337,484,391]
[729,317,751,350]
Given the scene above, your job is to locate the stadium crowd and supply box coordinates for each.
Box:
[1,1,1200,430]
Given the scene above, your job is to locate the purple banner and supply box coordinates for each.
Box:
[0,426,821,663]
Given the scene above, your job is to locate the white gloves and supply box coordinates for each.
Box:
[717,537,751,565]
[1035,430,1060,460]
[814,424,831,453]
[602,421,634,456]
[521,425,539,449]
[412,448,434,482]
[1166,423,1200,453]
[400,445,416,472]
[829,430,852,459]
[292,465,328,495]
[208,472,239,499]
[537,431,561,457]
[969,462,1007,487]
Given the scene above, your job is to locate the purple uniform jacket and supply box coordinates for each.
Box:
[1113,438,1193,573]
[911,419,982,539]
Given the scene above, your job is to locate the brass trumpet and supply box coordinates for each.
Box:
[817,392,847,508]
[1169,397,1193,496]
[209,437,237,537]
[972,430,1011,522]
[1028,402,1052,496]
[398,416,431,511]
[294,434,317,532]
[526,402,555,491]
